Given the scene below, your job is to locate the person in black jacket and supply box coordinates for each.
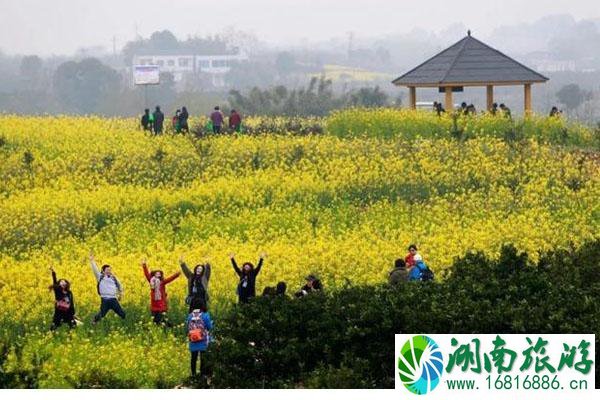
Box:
[295,274,322,297]
[153,106,164,135]
[180,256,211,312]
[179,106,190,133]
[230,252,265,304]
[49,266,76,330]
[141,108,151,131]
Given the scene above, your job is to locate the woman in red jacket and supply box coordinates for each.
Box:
[142,259,181,325]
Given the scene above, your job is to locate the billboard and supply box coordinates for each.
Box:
[133,65,160,85]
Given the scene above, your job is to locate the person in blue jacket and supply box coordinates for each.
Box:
[186,299,214,377]
[408,255,434,281]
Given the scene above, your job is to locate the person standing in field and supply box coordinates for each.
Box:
[179,106,190,133]
[210,106,224,134]
[549,106,561,117]
[499,103,512,119]
[230,252,266,304]
[491,103,499,115]
[172,109,181,133]
[141,108,151,131]
[408,256,435,282]
[229,109,242,132]
[90,252,126,323]
[388,259,409,285]
[141,259,181,325]
[180,256,211,312]
[153,106,164,135]
[295,274,323,297]
[186,300,213,378]
[405,244,420,269]
[49,266,76,330]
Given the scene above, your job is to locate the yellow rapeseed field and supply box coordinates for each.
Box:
[0,112,598,387]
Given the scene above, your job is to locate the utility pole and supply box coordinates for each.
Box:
[347,31,354,60]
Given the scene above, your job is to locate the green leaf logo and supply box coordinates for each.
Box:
[398,335,444,395]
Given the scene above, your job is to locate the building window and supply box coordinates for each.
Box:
[157,60,164,67]
[211,60,229,68]
[179,58,190,67]
[167,59,175,66]
[198,60,210,69]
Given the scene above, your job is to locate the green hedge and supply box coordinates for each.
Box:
[208,240,600,388]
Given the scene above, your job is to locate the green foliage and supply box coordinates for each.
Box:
[206,240,600,388]
[52,58,121,114]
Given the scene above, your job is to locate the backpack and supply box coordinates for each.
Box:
[409,261,434,282]
[97,274,121,295]
[188,313,207,343]
[420,267,434,282]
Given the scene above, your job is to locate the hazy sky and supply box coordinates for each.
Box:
[1,0,599,55]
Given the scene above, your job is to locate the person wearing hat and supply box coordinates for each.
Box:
[295,274,322,297]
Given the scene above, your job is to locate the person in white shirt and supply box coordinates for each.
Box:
[89,252,126,323]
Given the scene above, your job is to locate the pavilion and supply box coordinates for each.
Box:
[392,31,548,114]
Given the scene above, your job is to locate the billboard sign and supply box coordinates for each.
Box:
[133,65,160,85]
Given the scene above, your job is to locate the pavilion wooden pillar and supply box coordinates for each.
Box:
[486,85,494,111]
[444,87,453,111]
[524,83,532,115]
[408,86,417,109]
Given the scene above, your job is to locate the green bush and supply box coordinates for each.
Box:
[208,240,600,388]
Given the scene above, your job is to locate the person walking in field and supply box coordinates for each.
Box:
[90,252,126,323]
[179,106,190,133]
[153,106,164,135]
[142,259,181,325]
[49,266,76,330]
[230,252,265,304]
[229,109,242,132]
[210,106,224,134]
[180,256,211,312]
[141,108,151,131]
[186,299,213,378]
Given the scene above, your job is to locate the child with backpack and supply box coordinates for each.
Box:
[230,252,266,304]
[180,256,211,312]
[90,252,126,323]
[142,258,181,325]
[49,266,76,330]
[186,300,213,377]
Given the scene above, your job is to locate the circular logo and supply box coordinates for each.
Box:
[397,335,444,395]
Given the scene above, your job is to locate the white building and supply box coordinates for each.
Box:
[132,51,248,87]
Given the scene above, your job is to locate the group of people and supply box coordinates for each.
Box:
[433,101,562,119]
[140,105,243,135]
[48,246,430,378]
[387,245,434,284]
[141,106,190,135]
[208,106,242,134]
[48,251,324,378]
